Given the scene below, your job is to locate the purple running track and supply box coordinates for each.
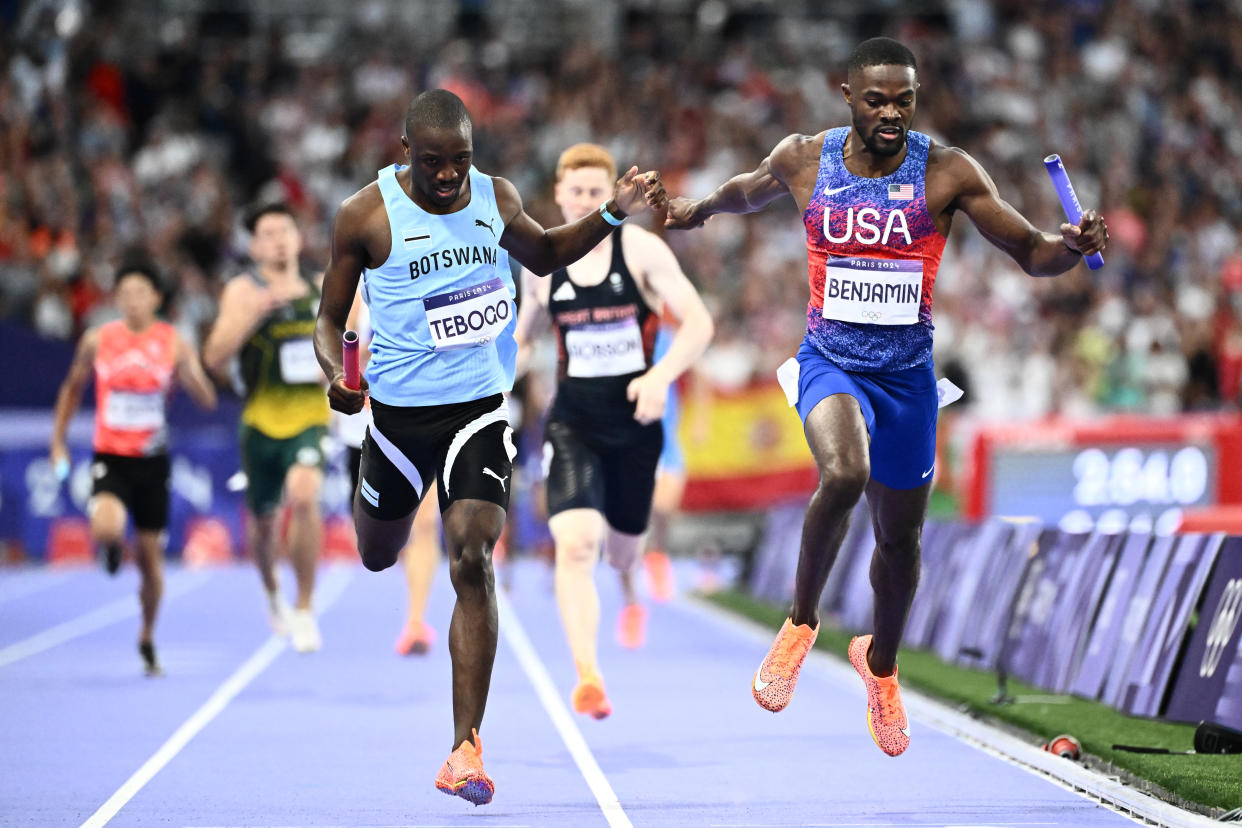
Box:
[0,559,1147,827]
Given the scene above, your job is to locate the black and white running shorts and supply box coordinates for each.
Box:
[357,394,515,520]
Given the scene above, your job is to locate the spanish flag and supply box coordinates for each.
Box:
[681,381,817,511]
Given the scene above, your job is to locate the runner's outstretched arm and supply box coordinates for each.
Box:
[497,168,665,276]
[946,147,1107,276]
[664,135,808,229]
[49,328,99,468]
[624,232,714,424]
[314,195,369,415]
[173,334,217,410]
[202,279,285,374]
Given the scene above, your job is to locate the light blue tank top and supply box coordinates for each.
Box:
[363,164,517,406]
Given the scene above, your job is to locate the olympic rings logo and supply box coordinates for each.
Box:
[862,310,883,321]
[1200,578,1242,678]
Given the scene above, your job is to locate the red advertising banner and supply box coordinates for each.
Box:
[965,414,1242,532]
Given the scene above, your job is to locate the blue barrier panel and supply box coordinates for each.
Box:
[1120,533,1223,717]
[903,520,975,649]
[1102,534,1178,707]
[1048,531,1125,692]
[1029,530,1107,690]
[1214,653,1242,729]
[0,433,243,560]
[931,518,1014,664]
[1070,530,1155,700]
[1163,536,1242,728]
[928,523,981,642]
[0,323,75,408]
[956,519,1042,670]
[746,502,809,604]
[1004,529,1088,687]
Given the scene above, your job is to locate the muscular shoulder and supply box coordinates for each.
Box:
[335,181,385,230]
[219,271,263,312]
[620,224,684,297]
[618,221,664,252]
[619,221,662,261]
[222,271,259,296]
[927,144,988,191]
[924,144,994,216]
[769,132,825,178]
[489,175,522,224]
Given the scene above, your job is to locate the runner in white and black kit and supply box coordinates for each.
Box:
[513,143,713,721]
[314,92,665,806]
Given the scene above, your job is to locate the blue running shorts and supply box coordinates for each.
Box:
[792,337,938,490]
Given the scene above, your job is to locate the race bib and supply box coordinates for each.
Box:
[565,319,646,378]
[104,391,164,430]
[822,257,923,325]
[423,278,512,351]
[279,338,322,384]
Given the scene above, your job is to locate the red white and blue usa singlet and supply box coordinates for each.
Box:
[803,127,946,372]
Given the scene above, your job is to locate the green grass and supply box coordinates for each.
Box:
[925,487,960,520]
[707,589,1242,813]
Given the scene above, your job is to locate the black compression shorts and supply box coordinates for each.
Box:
[90,453,171,531]
[542,416,662,535]
[356,395,514,520]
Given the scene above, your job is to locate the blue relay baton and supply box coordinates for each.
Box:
[1043,154,1104,270]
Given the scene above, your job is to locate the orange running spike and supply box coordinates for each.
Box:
[849,635,910,757]
[617,603,647,650]
[571,672,613,720]
[434,728,495,806]
[751,618,818,712]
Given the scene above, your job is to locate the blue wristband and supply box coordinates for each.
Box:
[599,201,625,226]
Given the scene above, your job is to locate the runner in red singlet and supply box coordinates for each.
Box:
[50,263,217,676]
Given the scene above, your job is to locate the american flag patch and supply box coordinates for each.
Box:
[888,183,914,201]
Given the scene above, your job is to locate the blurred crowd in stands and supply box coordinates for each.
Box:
[2,0,1241,420]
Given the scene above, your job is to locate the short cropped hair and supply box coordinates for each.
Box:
[405,89,471,138]
[114,259,162,294]
[848,37,918,76]
[556,143,617,182]
[245,202,295,234]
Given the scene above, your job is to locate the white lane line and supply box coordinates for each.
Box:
[0,570,212,668]
[0,569,74,606]
[678,594,1218,828]
[79,565,357,828]
[707,825,1057,827]
[497,589,632,828]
